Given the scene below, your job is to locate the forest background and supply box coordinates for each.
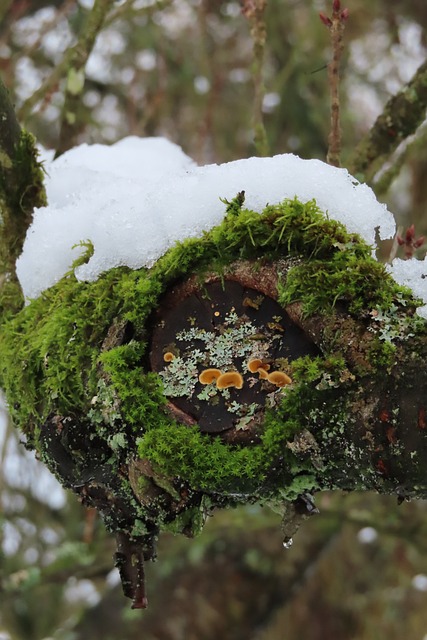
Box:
[2,0,427,639]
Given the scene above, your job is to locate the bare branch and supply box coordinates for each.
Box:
[17,0,111,125]
[55,0,111,157]
[319,0,349,167]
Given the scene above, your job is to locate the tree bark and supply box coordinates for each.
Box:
[0,75,46,314]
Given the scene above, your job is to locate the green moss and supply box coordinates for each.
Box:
[0,130,47,314]
[0,130,46,266]
[278,242,411,317]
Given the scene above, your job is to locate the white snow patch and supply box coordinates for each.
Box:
[18,136,396,301]
[387,258,427,318]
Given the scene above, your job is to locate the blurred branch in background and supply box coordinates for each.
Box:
[54,0,111,157]
[242,0,269,156]
[319,0,349,167]
[349,57,427,184]
[17,0,110,124]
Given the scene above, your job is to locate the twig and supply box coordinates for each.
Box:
[55,0,111,157]
[18,0,75,61]
[242,0,269,157]
[319,0,349,167]
[349,58,427,184]
[114,532,148,609]
[18,0,110,125]
[104,0,172,27]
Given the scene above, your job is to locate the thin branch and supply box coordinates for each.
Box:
[17,0,110,124]
[349,58,427,184]
[0,0,14,32]
[104,0,172,27]
[55,0,111,157]
[319,0,349,167]
[242,0,269,157]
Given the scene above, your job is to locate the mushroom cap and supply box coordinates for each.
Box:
[216,371,244,390]
[247,358,270,373]
[199,368,222,384]
[267,371,293,387]
[258,368,269,380]
[163,352,175,362]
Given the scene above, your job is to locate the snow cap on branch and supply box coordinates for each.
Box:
[18,136,396,301]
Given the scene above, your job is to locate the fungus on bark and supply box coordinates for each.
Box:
[198,368,222,384]
[267,371,293,387]
[216,371,244,390]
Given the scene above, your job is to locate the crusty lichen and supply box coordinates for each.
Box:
[0,195,423,537]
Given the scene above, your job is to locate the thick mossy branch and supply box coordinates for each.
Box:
[0,79,21,159]
[349,58,427,184]
[1,196,427,573]
[0,76,47,314]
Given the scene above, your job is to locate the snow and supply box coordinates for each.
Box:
[17,136,398,302]
[387,259,427,318]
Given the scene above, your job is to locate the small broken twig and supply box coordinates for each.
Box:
[115,531,148,609]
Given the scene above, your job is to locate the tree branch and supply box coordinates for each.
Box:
[18,0,111,126]
[55,0,111,157]
[349,58,427,184]
[242,0,269,157]
[0,75,46,312]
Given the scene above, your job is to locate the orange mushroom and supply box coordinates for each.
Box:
[163,352,175,362]
[199,368,222,384]
[247,358,270,374]
[267,371,293,387]
[216,371,244,390]
[257,368,269,380]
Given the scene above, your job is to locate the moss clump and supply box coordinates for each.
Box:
[0,130,47,316]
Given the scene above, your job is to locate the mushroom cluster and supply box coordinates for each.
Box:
[197,359,292,391]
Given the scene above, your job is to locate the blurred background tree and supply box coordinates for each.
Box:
[2,1,427,638]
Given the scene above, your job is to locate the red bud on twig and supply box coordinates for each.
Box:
[319,12,332,27]
[333,0,341,11]
[406,224,415,242]
[341,8,349,20]
[396,224,425,258]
